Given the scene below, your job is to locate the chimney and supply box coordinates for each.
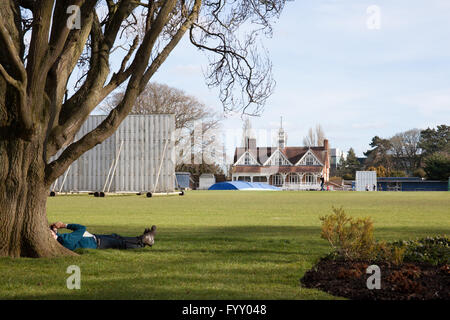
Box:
[323,139,330,181]
[248,138,256,150]
[323,139,329,150]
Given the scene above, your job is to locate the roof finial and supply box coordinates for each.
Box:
[280,116,283,129]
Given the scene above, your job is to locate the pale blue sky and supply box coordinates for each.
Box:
[101,0,450,158]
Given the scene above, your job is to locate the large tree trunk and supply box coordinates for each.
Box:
[0,137,75,258]
[0,1,73,258]
[0,0,270,258]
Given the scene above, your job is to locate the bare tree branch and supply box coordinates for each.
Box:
[0,63,22,90]
[45,1,86,71]
[0,10,30,131]
[45,0,179,183]
[0,0,288,184]
[0,20,27,83]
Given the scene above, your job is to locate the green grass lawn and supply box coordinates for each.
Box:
[1,191,449,299]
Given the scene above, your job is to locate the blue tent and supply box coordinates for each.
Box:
[208,181,280,191]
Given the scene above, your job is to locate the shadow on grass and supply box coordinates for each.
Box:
[83,225,322,239]
[2,225,447,299]
[75,224,449,249]
[12,277,335,300]
[10,262,334,300]
[69,225,326,255]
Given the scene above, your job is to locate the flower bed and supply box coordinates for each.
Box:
[301,258,449,300]
[300,207,449,300]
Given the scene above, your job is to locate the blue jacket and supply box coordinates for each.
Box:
[57,224,97,250]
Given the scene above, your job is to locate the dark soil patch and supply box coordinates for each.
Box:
[301,259,450,300]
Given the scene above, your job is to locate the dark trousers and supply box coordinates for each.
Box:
[94,233,145,249]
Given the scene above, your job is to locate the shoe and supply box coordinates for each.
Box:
[141,225,156,247]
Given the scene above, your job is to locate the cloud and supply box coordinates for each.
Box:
[145,0,450,158]
[395,90,450,115]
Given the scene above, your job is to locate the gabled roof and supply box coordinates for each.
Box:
[262,148,293,166]
[294,148,324,166]
[233,147,277,165]
[233,146,328,166]
[231,165,324,174]
[234,150,260,165]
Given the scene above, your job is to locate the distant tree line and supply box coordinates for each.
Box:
[336,125,450,181]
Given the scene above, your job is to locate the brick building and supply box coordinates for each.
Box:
[231,123,330,190]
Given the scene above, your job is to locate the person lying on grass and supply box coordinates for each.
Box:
[49,222,156,251]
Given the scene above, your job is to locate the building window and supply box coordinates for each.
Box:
[244,153,250,165]
[288,174,300,184]
[253,176,267,183]
[306,155,314,166]
[304,174,315,184]
[270,152,289,166]
[272,174,284,186]
[278,157,285,166]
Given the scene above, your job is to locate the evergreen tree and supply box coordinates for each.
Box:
[424,153,450,180]
[340,148,361,179]
[419,125,450,157]
[364,136,393,170]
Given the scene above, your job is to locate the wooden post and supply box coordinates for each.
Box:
[58,166,72,193]
[107,140,124,193]
[102,153,116,193]
[153,139,169,194]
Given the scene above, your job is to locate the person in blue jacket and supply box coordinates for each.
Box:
[50,222,156,251]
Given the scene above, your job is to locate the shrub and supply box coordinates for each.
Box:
[392,246,407,265]
[320,207,375,261]
[389,170,407,177]
[342,173,354,180]
[373,241,406,265]
[413,168,426,178]
[329,176,343,185]
[320,208,448,266]
[392,236,450,265]
[367,165,389,177]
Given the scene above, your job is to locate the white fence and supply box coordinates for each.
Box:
[282,183,321,191]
